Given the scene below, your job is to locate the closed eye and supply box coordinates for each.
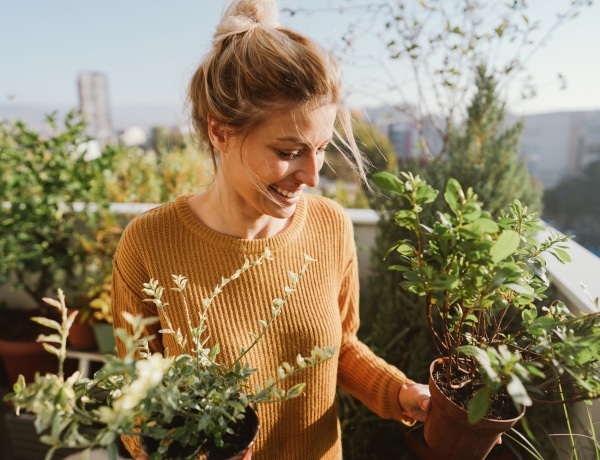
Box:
[277,151,301,160]
[276,142,329,160]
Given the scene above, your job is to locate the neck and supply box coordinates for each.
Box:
[187,188,291,240]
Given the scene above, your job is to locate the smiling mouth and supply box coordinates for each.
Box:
[270,185,302,199]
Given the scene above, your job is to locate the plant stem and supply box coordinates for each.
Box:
[232,260,311,368]
[559,379,579,460]
[57,289,68,380]
[503,429,544,460]
[586,402,600,459]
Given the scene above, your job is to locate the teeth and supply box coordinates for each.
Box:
[273,186,301,198]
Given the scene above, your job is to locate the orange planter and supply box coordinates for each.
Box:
[66,311,97,350]
[423,358,524,460]
[0,339,58,384]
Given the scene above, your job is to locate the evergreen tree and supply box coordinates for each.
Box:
[443,65,543,216]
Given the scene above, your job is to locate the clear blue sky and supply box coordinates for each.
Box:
[1,1,599,120]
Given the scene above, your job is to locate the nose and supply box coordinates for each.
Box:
[295,151,323,188]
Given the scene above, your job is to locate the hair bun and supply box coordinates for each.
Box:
[216,0,279,40]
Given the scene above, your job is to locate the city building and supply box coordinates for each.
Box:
[519,111,600,189]
[78,72,115,146]
[364,106,444,160]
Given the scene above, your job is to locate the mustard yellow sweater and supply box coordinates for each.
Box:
[112,194,408,459]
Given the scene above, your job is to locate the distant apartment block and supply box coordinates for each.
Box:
[78,72,114,145]
[365,106,444,160]
[519,111,600,189]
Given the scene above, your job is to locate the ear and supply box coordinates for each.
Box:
[207,116,228,152]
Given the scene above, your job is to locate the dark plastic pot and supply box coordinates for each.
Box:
[424,358,524,460]
[141,405,259,460]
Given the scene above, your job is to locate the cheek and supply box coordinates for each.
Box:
[317,155,326,171]
[260,156,291,177]
[244,155,288,181]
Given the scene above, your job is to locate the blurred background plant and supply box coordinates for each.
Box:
[0,111,116,328]
[0,111,214,341]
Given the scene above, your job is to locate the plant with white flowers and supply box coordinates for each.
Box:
[5,249,336,460]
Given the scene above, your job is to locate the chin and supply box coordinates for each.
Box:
[267,202,297,220]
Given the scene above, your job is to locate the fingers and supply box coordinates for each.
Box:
[399,381,431,423]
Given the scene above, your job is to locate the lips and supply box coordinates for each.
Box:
[270,185,302,199]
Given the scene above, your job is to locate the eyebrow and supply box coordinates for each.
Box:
[273,136,330,147]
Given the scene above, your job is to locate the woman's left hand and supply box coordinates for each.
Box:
[399,380,431,423]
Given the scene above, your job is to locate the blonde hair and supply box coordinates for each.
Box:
[187,0,369,184]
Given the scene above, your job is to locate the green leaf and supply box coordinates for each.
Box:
[372,171,405,194]
[414,182,438,205]
[506,375,532,408]
[504,282,534,296]
[430,274,459,291]
[285,383,306,399]
[491,230,520,263]
[458,345,488,364]
[41,343,60,357]
[468,386,492,424]
[521,307,537,323]
[474,218,499,233]
[553,248,572,263]
[394,243,415,257]
[31,317,61,332]
[37,333,62,344]
[444,178,463,214]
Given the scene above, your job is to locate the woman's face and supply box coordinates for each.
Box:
[216,104,337,221]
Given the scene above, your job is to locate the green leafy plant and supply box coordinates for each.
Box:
[0,111,117,311]
[373,170,600,424]
[5,249,336,459]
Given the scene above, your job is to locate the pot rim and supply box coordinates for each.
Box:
[429,357,526,424]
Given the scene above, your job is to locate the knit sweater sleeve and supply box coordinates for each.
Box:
[335,214,409,422]
[111,216,165,459]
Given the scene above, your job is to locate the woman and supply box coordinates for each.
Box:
[111,0,430,458]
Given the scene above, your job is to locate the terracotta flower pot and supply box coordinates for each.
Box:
[424,358,524,460]
[406,424,529,460]
[0,338,58,384]
[66,311,97,350]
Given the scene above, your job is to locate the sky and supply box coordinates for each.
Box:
[1,0,599,128]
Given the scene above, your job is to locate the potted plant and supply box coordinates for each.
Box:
[372,171,600,460]
[4,249,336,460]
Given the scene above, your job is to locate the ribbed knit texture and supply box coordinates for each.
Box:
[112,194,408,459]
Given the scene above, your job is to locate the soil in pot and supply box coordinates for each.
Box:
[142,406,259,460]
[424,358,524,460]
